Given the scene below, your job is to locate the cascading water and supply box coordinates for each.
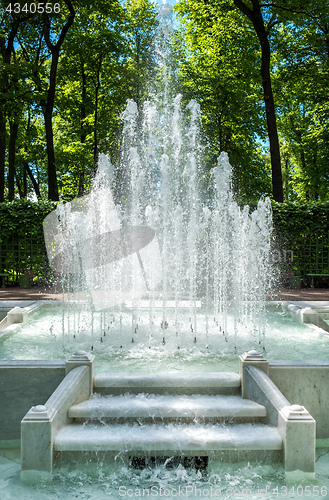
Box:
[44,105,272,352]
[43,4,273,353]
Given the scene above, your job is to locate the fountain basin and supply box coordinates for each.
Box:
[0,300,329,492]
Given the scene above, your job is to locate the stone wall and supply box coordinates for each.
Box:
[0,360,65,441]
[1,359,329,443]
[269,361,329,439]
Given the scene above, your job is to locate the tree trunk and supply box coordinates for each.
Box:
[0,15,31,202]
[8,119,18,201]
[0,111,5,202]
[233,0,283,202]
[43,48,60,201]
[23,162,41,199]
[259,33,283,202]
[43,0,75,201]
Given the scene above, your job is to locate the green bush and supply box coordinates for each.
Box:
[0,200,57,241]
[1,199,329,287]
[0,200,57,284]
[272,202,329,285]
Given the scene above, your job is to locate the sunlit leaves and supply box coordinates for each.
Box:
[174,0,271,202]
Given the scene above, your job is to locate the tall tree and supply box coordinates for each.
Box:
[54,0,125,199]
[174,0,272,202]
[124,0,159,106]
[272,1,329,200]
[232,0,283,202]
[42,0,75,200]
[0,6,32,201]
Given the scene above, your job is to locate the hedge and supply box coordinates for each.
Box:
[271,202,329,284]
[0,200,329,287]
[0,200,57,284]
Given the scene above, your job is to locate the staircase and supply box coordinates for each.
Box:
[53,372,283,467]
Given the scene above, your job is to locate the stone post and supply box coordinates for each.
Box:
[21,350,95,483]
[7,306,27,325]
[278,404,315,473]
[21,405,56,483]
[65,350,95,394]
[239,350,269,397]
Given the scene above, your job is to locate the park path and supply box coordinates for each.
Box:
[1,287,329,301]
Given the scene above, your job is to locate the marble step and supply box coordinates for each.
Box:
[69,394,266,422]
[93,372,241,395]
[54,422,282,457]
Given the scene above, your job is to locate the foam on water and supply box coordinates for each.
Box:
[1,305,329,374]
[1,453,329,500]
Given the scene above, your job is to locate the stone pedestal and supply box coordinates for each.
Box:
[21,351,95,482]
[21,405,56,483]
[278,404,315,473]
[239,350,269,397]
[66,350,95,394]
[7,306,27,325]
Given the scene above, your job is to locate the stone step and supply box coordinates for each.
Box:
[54,422,282,458]
[69,394,266,422]
[93,372,241,395]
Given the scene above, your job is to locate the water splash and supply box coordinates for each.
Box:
[43,4,273,352]
[44,96,272,352]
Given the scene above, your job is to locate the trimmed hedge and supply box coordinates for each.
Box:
[272,201,329,235]
[271,202,329,285]
[0,200,329,286]
[0,200,57,241]
[0,200,57,283]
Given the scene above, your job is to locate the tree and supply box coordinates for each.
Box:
[0,0,76,201]
[0,4,33,201]
[123,0,159,106]
[174,0,272,202]
[272,1,329,200]
[232,0,283,202]
[55,1,125,199]
[41,0,75,200]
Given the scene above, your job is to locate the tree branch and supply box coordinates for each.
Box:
[233,0,254,23]
[43,0,75,51]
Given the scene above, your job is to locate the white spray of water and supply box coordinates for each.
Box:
[43,4,273,351]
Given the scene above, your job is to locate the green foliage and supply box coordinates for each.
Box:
[1,0,329,205]
[0,0,159,201]
[272,201,329,235]
[270,2,329,201]
[174,0,272,202]
[0,199,57,241]
[272,201,329,281]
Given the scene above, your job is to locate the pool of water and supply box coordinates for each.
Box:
[1,303,329,498]
[0,303,328,374]
[1,448,329,500]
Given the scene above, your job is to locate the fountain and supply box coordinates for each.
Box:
[0,3,329,497]
[40,0,272,353]
[42,106,272,353]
